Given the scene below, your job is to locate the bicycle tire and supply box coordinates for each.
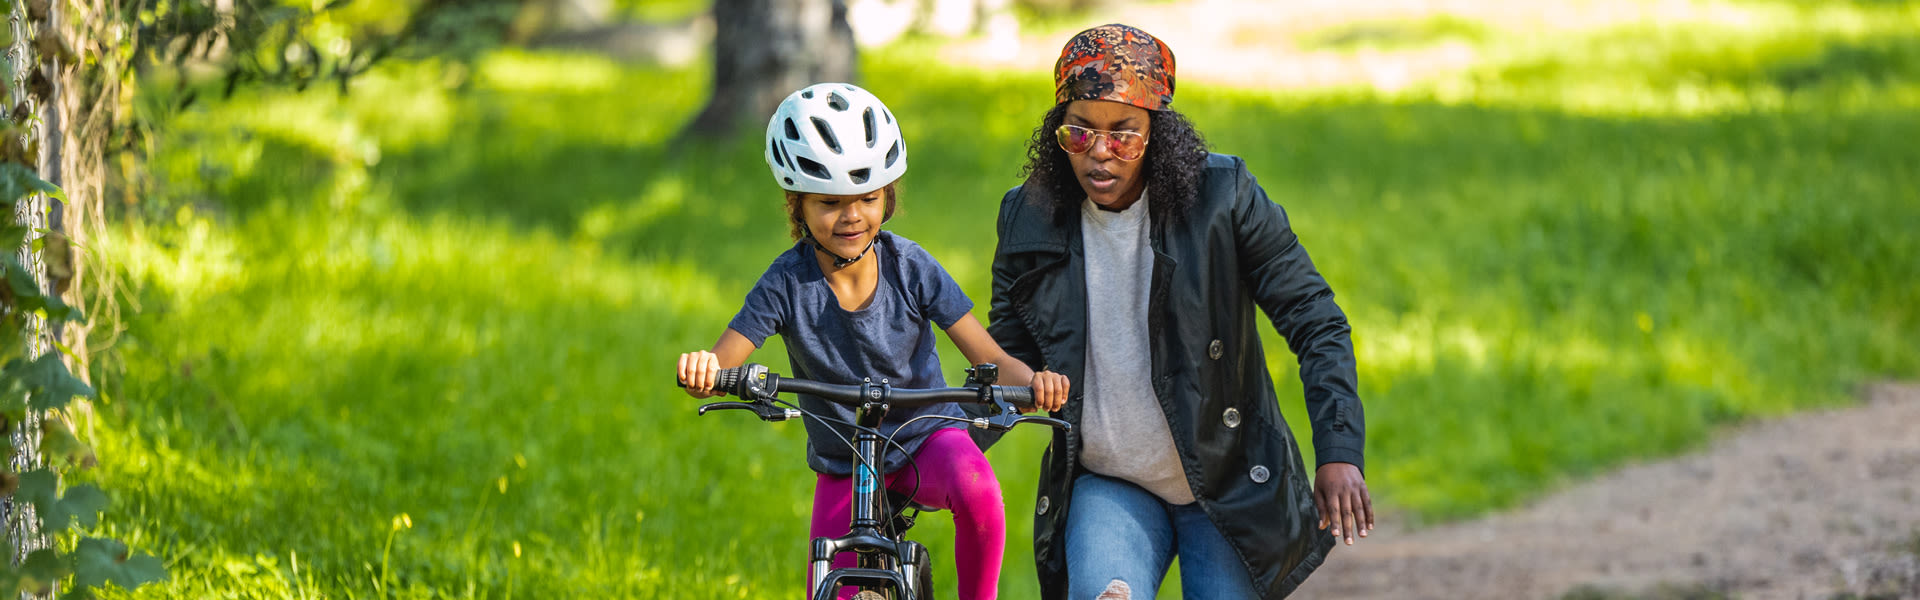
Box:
[911,551,932,598]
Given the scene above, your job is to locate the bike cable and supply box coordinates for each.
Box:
[774,397,923,530]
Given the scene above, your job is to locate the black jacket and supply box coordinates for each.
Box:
[987,153,1366,599]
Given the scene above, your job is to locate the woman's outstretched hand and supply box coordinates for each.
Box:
[677,351,725,399]
[1029,370,1071,412]
[1314,462,1374,545]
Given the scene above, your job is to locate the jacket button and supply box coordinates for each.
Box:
[1223,407,1241,428]
[1036,496,1051,515]
[1249,465,1270,484]
[1208,339,1223,360]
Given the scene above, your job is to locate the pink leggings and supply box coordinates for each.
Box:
[810,427,1005,600]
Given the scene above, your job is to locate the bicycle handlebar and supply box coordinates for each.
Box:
[774,376,1035,409]
[683,363,1066,432]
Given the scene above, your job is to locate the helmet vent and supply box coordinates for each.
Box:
[827,92,850,111]
[884,108,893,124]
[801,89,814,99]
[769,139,786,168]
[796,156,831,181]
[885,140,901,168]
[849,168,871,185]
[784,118,801,141]
[862,108,877,148]
[811,117,841,154]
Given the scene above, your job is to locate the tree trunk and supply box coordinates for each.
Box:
[678,0,857,142]
[4,0,55,578]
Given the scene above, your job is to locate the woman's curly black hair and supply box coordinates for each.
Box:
[1018,102,1209,226]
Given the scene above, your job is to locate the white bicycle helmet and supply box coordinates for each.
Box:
[765,83,907,196]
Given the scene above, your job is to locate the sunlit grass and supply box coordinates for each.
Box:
[80,0,1920,597]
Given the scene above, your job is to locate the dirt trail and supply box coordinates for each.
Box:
[1293,384,1920,600]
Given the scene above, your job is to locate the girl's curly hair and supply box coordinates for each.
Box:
[1017,103,1209,226]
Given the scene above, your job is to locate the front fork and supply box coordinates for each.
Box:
[808,536,929,600]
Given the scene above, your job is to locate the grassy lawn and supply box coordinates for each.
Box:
[78,0,1918,597]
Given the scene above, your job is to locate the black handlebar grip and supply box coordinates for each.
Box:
[714,366,747,396]
[998,386,1035,409]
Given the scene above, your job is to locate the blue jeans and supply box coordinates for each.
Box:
[1064,473,1260,600]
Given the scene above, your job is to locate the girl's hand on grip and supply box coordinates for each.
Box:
[677,351,724,399]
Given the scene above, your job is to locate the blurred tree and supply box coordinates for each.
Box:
[515,0,613,33]
[679,0,857,141]
[513,0,713,66]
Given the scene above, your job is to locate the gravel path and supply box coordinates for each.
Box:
[1293,384,1920,600]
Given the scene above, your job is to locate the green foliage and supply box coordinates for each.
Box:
[15,472,109,531]
[17,549,70,595]
[136,0,519,101]
[2,254,80,322]
[4,463,161,596]
[82,1,1920,598]
[0,163,64,205]
[70,538,169,598]
[7,352,96,411]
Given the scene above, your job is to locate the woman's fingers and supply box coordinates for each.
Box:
[1361,487,1376,535]
[1327,490,1347,540]
[1341,492,1360,545]
[1315,486,1331,530]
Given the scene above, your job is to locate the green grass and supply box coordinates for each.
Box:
[75,0,1920,597]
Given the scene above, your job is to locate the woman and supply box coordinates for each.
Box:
[986,24,1374,600]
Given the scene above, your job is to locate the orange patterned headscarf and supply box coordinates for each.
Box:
[1054,24,1176,111]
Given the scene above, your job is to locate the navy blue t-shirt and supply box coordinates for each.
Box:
[728,232,975,476]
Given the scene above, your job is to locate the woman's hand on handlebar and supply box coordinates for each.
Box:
[1029,370,1070,412]
[677,350,726,399]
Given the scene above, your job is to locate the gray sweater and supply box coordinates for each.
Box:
[1077,191,1193,505]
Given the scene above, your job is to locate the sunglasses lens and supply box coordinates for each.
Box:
[1110,133,1143,160]
[1056,125,1093,153]
[1056,125,1144,159]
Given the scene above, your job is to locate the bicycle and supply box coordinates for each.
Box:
[687,362,1069,600]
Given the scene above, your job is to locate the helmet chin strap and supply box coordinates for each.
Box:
[800,222,875,268]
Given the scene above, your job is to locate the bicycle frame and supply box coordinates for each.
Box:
[806,392,929,599]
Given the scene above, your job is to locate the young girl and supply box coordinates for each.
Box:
[676,83,1069,600]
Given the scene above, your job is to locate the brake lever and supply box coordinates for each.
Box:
[697,400,801,422]
[1015,415,1071,430]
[973,411,1072,433]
